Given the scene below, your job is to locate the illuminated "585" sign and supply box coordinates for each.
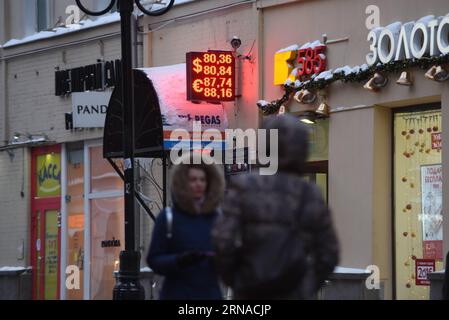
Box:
[186,51,236,102]
[274,43,327,85]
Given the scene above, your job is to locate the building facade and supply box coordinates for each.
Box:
[1,0,449,300]
[0,0,259,300]
[259,0,449,300]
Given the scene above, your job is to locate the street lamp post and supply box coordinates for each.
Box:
[75,0,175,300]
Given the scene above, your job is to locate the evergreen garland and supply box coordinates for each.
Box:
[258,54,449,116]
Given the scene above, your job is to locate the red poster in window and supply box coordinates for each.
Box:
[186,51,235,102]
[415,259,435,286]
[423,240,443,260]
[431,132,442,150]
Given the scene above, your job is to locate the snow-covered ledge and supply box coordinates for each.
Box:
[0,266,31,276]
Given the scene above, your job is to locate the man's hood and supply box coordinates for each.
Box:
[262,114,310,175]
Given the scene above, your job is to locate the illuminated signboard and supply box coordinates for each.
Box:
[274,42,327,85]
[186,51,235,102]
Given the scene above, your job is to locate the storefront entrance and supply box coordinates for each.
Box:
[393,105,444,300]
[31,146,62,300]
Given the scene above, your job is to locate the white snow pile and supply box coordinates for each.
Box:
[2,12,121,48]
[314,70,334,81]
[286,62,371,87]
[300,40,324,50]
[333,65,354,76]
[140,267,153,272]
[276,40,324,54]
[257,100,270,107]
[2,1,197,48]
[294,80,302,88]
[276,45,300,54]
[284,79,293,86]
[137,63,228,131]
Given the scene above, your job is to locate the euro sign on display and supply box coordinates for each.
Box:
[193,79,203,93]
[186,51,236,102]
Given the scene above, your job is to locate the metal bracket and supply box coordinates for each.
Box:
[107,158,156,221]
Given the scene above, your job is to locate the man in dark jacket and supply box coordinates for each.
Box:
[147,158,225,300]
[212,114,339,299]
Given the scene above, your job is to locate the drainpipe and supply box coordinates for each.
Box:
[132,12,138,68]
[256,0,264,129]
[1,0,7,145]
[1,58,6,145]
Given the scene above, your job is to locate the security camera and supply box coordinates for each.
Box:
[230,36,242,50]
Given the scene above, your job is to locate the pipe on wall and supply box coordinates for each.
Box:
[0,0,8,144]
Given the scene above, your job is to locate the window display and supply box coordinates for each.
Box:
[394,107,444,300]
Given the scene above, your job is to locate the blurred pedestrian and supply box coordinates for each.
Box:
[146,158,225,300]
[212,114,339,300]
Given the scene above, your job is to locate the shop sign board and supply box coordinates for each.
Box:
[274,41,327,85]
[367,13,449,65]
[37,153,61,197]
[72,92,112,128]
[55,59,121,96]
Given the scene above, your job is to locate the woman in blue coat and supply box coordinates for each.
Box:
[146,160,225,300]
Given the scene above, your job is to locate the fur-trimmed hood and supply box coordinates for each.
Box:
[170,158,225,215]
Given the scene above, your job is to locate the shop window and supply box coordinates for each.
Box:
[66,146,84,300]
[37,0,50,32]
[96,0,117,12]
[393,107,444,300]
[88,145,124,300]
[90,146,123,194]
[304,118,329,201]
[90,197,124,300]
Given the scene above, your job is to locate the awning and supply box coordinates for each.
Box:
[138,64,228,150]
[103,64,228,159]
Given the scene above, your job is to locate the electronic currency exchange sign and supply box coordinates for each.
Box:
[186,51,236,103]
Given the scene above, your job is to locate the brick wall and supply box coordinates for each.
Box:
[0,148,30,266]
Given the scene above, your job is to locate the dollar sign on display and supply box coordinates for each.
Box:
[193,58,203,73]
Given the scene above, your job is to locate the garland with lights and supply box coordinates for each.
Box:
[258,53,449,116]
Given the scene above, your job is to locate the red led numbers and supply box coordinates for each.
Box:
[187,51,236,102]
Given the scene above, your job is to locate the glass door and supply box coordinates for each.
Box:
[32,202,61,300]
[31,146,62,300]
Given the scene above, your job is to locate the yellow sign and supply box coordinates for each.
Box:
[37,153,61,197]
[274,50,297,85]
[274,42,327,85]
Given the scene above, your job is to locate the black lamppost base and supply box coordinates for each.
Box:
[113,250,145,300]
